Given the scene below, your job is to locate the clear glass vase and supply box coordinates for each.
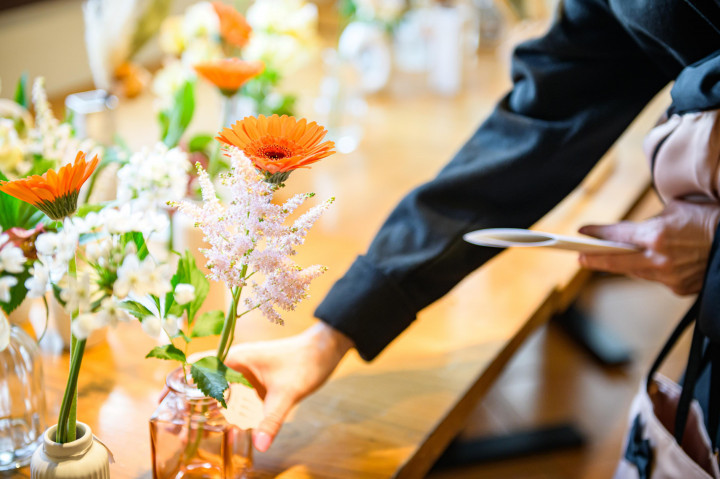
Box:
[150,368,252,479]
[0,324,47,471]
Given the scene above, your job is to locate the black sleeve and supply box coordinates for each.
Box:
[315,0,671,361]
[670,49,720,114]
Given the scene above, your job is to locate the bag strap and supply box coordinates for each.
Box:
[646,299,700,392]
[674,322,707,444]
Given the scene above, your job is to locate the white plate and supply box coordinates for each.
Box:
[463,228,639,254]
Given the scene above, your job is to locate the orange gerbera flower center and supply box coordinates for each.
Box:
[0,151,98,220]
[216,114,336,185]
[259,145,292,160]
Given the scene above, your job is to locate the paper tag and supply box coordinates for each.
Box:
[93,435,115,464]
[222,384,264,430]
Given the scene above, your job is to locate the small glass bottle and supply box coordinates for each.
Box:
[0,323,47,471]
[150,368,252,479]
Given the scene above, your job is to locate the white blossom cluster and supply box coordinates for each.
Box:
[24,206,173,340]
[0,230,27,304]
[27,78,99,169]
[117,142,190,210]
[245,0,319,76]
[175,149,332,324]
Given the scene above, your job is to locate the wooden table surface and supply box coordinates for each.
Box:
[14,51,669,478]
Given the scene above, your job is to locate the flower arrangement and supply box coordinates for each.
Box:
[143,114,335,405]
[152,0,320,163]
[0,76,99,181]
[339,0,407,29]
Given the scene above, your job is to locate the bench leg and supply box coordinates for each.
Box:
[553,304,633,366]
[432,424,585,469]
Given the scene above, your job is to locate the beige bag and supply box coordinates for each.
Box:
[613,302,720,479]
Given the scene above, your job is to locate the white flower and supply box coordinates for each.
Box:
[0,118,28,175]
[141,315,162,339]
[117,143,190,210]
[114,254,147,298]
[162,314,180,337]
[246,0,318,39]
[0,276,17,303]
[60,272,93,314]
[0,242,26,274]
[25,262,51,298]
[145,262,173,297]
[244,32,314,75]
[152,60,191,111]
[0,312,9,351]
[174,283,195,306]
[182,2,219,40]
[85,237,113,263]
[175,150,332,325]
[71,312,101,340]
[95,297,131,328]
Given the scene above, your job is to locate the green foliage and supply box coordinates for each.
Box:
[0,171,45,231]
[190,310,225,338]
[146,343,187,362]
[161,81,195,148]
[165,251,209,325]
[188,134,214,154]
[119,299,154,320]
[191,356,252,407]
[13,73,29,109]
[0,269,31,315]
[120,232,149,260]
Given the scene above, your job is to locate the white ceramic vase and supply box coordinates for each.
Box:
[30,422,109,479]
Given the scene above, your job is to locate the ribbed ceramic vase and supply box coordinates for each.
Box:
[30,422,109,479]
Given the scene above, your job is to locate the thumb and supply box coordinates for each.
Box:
[253,391,295,452]
[578,221,642,245]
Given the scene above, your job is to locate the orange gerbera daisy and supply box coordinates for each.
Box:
[217,115,335,184]
[0,151,98,220]
[194,58,264,96]
[212,1,252,48]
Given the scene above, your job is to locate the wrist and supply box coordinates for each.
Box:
[307,321,355,361]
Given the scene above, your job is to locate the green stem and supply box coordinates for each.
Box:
[216,283,242,363]
[55,338,86,443]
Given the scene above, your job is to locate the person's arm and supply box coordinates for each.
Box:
[579,50,720,295]
[315,0,671,361]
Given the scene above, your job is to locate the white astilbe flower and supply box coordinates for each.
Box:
[117,142,190,209]
[175,150,333,324]
[28,78,98,166]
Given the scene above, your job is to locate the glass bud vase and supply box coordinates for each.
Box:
[0,324,47,471]
[150,368,252,479]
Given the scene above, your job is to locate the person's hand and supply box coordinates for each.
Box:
[219,322,354,452]
[578,200,720,295]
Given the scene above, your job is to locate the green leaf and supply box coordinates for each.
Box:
[190,310,225,338]
[163,81,195,148]
[191,357,230,407]
[0,269,31,315]
[14,73,29,109]
[165,251,209,325]
[188,133,214,153]
[121,232,149,260]
[119,300,154,320]
[224,366,252,388]
[0,170,44,231]
[146,343,187,362]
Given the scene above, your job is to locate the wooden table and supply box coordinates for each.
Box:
[15,51,669,478]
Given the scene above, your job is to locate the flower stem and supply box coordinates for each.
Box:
[56,337,86,443]
[216,270,245,363]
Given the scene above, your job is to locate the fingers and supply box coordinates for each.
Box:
[578,251,651,275]
[253,391,296,452]
[579,222,645,246]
